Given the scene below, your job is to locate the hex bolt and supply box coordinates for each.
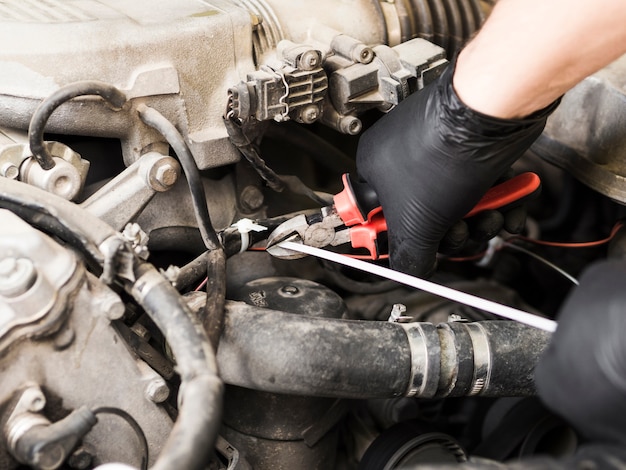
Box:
[279,285,300,297]
[240,185,265,212]
[145,378,170,403]
[0,257,37,297]
[155,164,178,187]
[148,158,181,192]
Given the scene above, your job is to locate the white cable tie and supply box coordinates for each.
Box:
[476,236,505,267]
[279,241,557,332]
[231,219,268,253]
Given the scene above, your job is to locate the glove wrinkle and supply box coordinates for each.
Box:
[357,60,557,276]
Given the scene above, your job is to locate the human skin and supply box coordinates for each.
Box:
[453,0,626,119]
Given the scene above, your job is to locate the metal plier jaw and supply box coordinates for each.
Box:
[266,207,352,259]
[266,174,390,260]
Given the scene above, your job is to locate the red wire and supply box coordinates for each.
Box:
[510,221,624,248]
[194,277,208,291]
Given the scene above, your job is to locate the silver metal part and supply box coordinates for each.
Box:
[81,152,180,231]
[0,271,173,467]
[0,141,89,201]
[465,322,492,396]
[0,210,79,355]
[401,322,441,398]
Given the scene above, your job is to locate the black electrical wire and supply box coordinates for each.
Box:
[92,407,149,470]
[137,104,221,252]
[28,81,127,170]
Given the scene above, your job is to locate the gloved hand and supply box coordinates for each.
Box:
[535,259,626,445]
[356,63,558,276]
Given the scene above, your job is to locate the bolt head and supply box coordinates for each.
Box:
[148,159,181,192]
[299,105,320,124]
[145,378,169,403]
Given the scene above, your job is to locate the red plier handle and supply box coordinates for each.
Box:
[333,172,542,260]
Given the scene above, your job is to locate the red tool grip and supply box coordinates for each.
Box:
[464,172,541,218]
[334,171,541,260]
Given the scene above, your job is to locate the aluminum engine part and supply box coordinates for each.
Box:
[534,54,626,204]
[0,210,172,468]
[228,36,447,134]
[0,134,89,201]
[0,0,461,171]
[0,209,79,354]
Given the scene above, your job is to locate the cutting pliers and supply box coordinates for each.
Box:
[266,172,541,260]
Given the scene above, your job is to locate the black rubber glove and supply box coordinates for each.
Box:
[535,259,626,446]
[356,63,558,276]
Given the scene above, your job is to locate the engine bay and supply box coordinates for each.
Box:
[0,1,625,469]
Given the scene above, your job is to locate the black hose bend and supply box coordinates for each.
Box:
[29,81,127,170]
[136,104,221,251]
[130,263,223,470]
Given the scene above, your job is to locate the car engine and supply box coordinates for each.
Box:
[0,1,625,469]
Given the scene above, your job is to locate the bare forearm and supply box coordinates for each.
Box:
[453,0,626,118]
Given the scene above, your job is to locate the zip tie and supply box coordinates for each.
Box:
[476,236,504,267]
[231,218,267,253]
[279,241,557,332]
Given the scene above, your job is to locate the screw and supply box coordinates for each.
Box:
[0,257,37,297]
[279,285,300,296]
[145,378,169,403]
[299,105,320,124]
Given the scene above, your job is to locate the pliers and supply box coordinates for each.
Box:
[266,172,542,260]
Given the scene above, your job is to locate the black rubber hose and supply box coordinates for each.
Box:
[217,302,551,399]
[137,104,221,252]
[29,81,127,170]
[203,249,226,351]
[131,262,223,470]
[174,215,293,292]
[0,177,116,266]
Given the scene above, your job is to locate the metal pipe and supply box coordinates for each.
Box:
[217,301,551,399]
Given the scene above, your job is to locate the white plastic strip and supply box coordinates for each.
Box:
[279,241,558,332]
